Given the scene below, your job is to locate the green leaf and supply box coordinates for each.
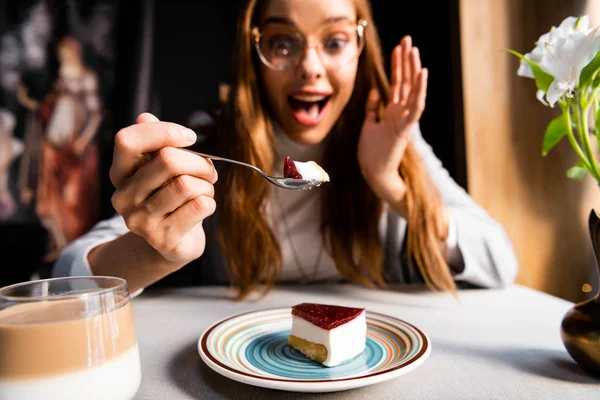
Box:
[506,49,554,92]
[579,51,600,88]
[567,162,587,180]
[595,100,600,135]
[542,114,569,156]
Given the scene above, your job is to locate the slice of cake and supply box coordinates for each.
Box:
[288,303,366,367]
[283,157,330,182]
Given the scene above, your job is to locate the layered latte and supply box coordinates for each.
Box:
[0,296,141,400]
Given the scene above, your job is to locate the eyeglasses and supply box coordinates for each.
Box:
[252,19,368,71]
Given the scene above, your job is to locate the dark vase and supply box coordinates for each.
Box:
[561,209,600,377]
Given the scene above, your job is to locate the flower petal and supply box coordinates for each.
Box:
[573,27,600,72]
[558,16,580,32]
[546,79,566,106]
[536,89,549,105]
[539,40,570,80]
[517,60,534,78]
[575,15,591,32]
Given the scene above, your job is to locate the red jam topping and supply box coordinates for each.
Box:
[284,156,303,179]
[292,303,365,330]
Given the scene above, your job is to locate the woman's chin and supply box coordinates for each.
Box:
[284,128,330,146]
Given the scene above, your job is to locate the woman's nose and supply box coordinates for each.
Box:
[296,47,326,80]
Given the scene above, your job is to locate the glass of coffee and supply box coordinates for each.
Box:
[0,276,141,400]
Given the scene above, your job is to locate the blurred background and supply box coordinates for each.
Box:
[0,0,598,304]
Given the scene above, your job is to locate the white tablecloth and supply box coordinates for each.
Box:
[130,284,600,399]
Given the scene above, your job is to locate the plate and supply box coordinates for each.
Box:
[198,307,430,392]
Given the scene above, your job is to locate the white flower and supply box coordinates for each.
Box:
[539,27,600,106]
[518,15,591,78]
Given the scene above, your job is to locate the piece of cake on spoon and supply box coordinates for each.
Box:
[283,157,330,183]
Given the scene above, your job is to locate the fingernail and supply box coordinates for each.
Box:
[184,128,197,144]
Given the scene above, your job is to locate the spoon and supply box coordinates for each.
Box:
[182,149,327,190]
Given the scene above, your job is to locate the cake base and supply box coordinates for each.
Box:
[288,334,328,365]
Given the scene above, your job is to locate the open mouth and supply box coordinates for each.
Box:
[287,95,331,126]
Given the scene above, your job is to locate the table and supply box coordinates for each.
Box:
[130,284,600,399]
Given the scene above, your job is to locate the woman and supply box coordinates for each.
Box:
[53,0,518,298]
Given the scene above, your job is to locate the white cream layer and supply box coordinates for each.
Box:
[0,344,141,400]
[291,311,366,367]
[294,161,330,182]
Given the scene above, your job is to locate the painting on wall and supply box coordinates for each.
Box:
[0,0,118,262]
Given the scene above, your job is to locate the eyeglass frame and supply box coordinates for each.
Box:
[251,19,368,71]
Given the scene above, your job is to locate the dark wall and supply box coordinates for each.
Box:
[152,0,239,124]
[370,0,466,189]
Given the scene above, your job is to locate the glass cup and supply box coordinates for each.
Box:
[0,277,141,400]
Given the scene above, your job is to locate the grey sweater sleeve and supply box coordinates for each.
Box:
[52,213,130,278]
[412,125,519,288]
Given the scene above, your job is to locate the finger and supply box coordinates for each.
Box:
[143,175,215,218]
[400,36,413,105]
[390,45,402,104]
[136,112,160,124]
[110,121,197,188]
[407,68,428,123]
[364,88,380,122]
[113,147,217,213]
[159,194,216,237]
[410,47,422,87]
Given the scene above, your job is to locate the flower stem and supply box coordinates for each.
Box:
[563,99,596,178]
[594,95,600,147]
[576,93,600,180]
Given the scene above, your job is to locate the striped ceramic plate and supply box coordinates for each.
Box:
[198,307,430,393]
